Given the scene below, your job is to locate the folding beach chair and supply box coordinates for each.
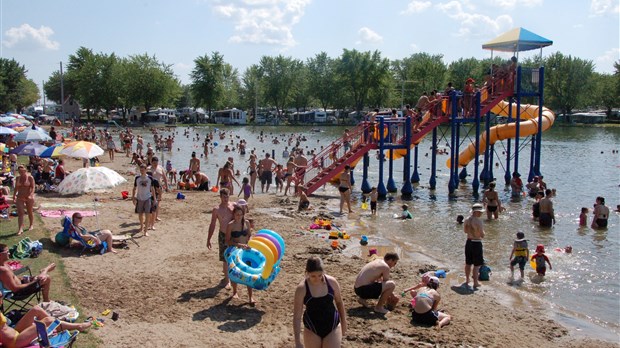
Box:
[34,317,78,348]
[61,216,107,256]
[0,266,42,313]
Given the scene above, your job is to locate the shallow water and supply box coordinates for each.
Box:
[127,123,619,340]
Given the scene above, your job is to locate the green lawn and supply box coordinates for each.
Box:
[1,213,101,347]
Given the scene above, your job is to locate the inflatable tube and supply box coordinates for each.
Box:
[447,100,556,168]
[224,246,266,275]
[248,239,275,279]
[254,234,281,261]
[256,229,286,260]
[252,236,279,261]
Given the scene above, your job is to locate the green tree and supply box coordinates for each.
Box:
[125,53,181,120]
[0,58,27,111]
[447,57,480,90]
[336,49,391,114]
[15,78,40,111]
[175,85,193,109]
[591,72,620,115]
[391,53,447,103]
[544,52,594,115]
[306,52,337,111]
[191,52,225,115]
[257,55,302,116]
[289,64,311,112]
[220,64,241,109]
[239,65,261,117]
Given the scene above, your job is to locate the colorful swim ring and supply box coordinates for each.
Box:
[225,229,286,290]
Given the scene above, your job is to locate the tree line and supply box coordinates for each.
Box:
[0,47,618,119]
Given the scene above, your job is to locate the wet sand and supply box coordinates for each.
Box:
[34,152,617,347]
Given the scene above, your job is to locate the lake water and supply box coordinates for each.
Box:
[128,123,619,341]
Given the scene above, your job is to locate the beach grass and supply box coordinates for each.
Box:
[1,213,101,347]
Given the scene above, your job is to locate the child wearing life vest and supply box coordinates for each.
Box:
[531,244,552,276]
[509,231,529,280]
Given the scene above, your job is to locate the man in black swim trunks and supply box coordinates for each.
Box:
[464,203,485,289]
[353,252,399,314]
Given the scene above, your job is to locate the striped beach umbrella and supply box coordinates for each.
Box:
[60,141,104,159]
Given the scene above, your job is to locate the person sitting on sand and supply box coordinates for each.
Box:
[0,244,55,302]
[293,257,347,348]
[0,296,92,348]
[225,205,254,305]
[410,276,451,329]
[353,252,399,314]
[297,186,310,211]
[68,212,117,254]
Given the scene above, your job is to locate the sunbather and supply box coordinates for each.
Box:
[69,213,117,254]
[0,296,91,348]
[0,244,54,302]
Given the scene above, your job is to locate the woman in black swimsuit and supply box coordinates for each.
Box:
[225,205,254,304]
[338,166,353,215]
[293,257,346,348]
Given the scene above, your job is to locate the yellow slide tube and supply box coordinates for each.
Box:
[447,100,555,168]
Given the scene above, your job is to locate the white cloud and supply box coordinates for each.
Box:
[596,47,620,72]
[211,0,311,48]
[488,0,542,8]
[2,23,59,50]
[590,0,620,16]
[401,1,432,15]
[410,43,419,50]
[356,27,383,45]
[436,1,513,38]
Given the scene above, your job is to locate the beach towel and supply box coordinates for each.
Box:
[40,210,98,218]
[40,202,104,209]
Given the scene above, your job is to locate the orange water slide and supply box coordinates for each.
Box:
[447,100,555,168]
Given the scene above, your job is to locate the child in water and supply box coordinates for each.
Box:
[509,232,529,280]
[370,187,378,216]
[399,204,413,219]
[579,207,588,226]
[531,244,552,276]
[238,177,253,201]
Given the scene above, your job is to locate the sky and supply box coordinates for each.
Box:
[0,0,618,97]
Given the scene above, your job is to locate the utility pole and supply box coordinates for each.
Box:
[60,62,65,120]
[42,80,46,114]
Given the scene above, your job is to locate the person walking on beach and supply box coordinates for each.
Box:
[539,189,555,227]
[353,252,399,314]
[106,135,116,161]
[148,157,168,227]
[293,257,347,348]
[258,153,277,193]
[225,205,254,304]
[132,164,157,236]
[338,165,353,214]
[13,165,35,235]
[207,188,235,288]
[464,203,485,289]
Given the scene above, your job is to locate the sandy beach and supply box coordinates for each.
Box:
[34,153,615,348]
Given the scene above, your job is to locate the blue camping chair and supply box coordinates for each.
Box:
[60,216,107,256]
[34,317,78,348]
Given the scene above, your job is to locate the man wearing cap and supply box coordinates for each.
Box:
[464,203,485,289]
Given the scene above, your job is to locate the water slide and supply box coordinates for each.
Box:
[387,110,432,160]
[448,100,555,168]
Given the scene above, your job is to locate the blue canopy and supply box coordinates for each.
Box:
[482,27,553,53]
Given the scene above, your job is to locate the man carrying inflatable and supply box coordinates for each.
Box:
[353,252,399,314]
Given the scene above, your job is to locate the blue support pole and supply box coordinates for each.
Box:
[350,165,355,186]
[411,145,420,183]
[489,144,495,182]
[452,111,461,190]
[514,66,523,176]
[377,117,387,199]
[430,127,437,190]
[448,91,458,195]
[535,67,545,176]
[482,110,492,186]
[401,116,413,199]
[528,134,536,182]
[459,167,468,180]
[472,91,481,196]
[387,149,397,192]
[504,98,513,185]
[361,153,371,193]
